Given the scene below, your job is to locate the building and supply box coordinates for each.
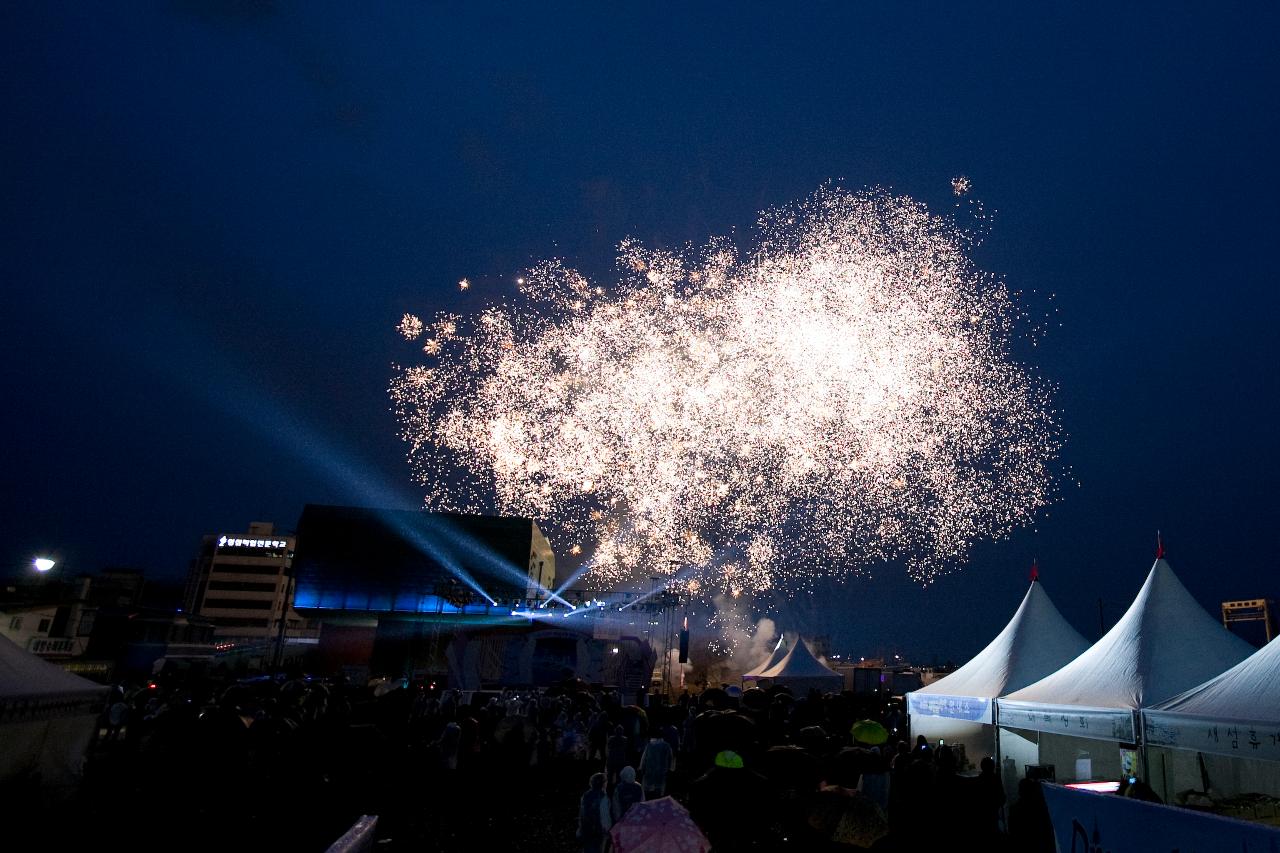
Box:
[1,568,215,681]
[0,575,100,661]
[184,521,318,656]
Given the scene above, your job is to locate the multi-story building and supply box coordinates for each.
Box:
[184,521,317,653]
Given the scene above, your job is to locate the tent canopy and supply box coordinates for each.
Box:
[998,559,1253,738]
[0,633,106,709]
[910,579,1088,721]
[1144,635,1280,761]
[0,633,107,791]
[759,638,841,681]
[743,634,789,679]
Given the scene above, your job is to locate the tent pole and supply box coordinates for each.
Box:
[1137,711,1149,785]
[993,700,1008,832]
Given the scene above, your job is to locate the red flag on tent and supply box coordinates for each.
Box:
[1029,559,1039,582]
[1155,531,1165,559]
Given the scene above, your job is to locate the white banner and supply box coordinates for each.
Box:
[996,700,1134,742]
[1041,783,1280,852]
[1143,711,1280,763]
[907,692,992,722]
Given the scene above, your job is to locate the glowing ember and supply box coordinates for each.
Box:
[397,313,424,341]
[391,186,1061,590]
[952,175,972,196]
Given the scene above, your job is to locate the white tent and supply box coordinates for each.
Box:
[755,638,842,695]
[907,578,1089,769]
[0,634,107,792]
[742,634,789,680]
[1142,636,1280,801]
[996,558,1254,783]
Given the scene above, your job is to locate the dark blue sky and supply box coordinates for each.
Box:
[3,3,1278,660]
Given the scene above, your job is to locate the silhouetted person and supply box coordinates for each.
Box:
[973,755,1006,836]
[606,724,628,786]
[688,750,774,851]
[639,734,673,798]
[576,772,612,853]
[1008,778,1055,853]
[1122,778,1163,804]
[612,765,644,822]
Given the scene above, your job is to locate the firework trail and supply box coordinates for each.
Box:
[391,186,1061,593]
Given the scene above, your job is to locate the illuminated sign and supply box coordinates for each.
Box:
[217,536,289,549]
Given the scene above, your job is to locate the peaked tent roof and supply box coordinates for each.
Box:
[1150,634,1280,721]
[917,579,1090,699]
[759,637,841,680]
[0,635,106,706]
[1142,636,1280,760]
[1003,559,1254,710]
[743,634,790,678]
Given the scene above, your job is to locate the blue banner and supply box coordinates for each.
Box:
[907,692,992,722]
[1041,783,1280,853]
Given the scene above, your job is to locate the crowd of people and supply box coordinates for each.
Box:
[39,668,1075,851]
[566,684,1049,851]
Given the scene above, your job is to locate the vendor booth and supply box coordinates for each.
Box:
[0,634,107,795]
[996,558,1254,791]
[907,576,1088,778]
[1142,634,1280,818]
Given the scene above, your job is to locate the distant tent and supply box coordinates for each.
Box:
[906,577,1088,778]
[1142,636,1280,800]
[743,635,789,680]
[756,638,842,695]
[0,633,108,792]
[997,558,1254,784]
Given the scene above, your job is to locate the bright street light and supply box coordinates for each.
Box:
[33,557,56,573]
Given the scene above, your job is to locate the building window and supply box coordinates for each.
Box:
[208,580,279,593]
[37,618,52,633]
[203,598,275,610]
[7,617,21,631]
[77,611,96,636]
[216,616,272,628]
[209,564,282,576]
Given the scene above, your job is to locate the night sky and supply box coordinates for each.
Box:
[4,3,1278,661]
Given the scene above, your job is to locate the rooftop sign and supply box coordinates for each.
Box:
[218,536,288,549]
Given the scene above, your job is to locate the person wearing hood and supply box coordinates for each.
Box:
[638,734,674,798]
[612,766,644,822]
[577,772,612,853]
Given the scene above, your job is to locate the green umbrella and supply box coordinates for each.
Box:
[850,719,888,745]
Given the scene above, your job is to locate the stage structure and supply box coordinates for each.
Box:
[290,505,660,691]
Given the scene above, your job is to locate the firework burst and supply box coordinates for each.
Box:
[391,186,1061,592]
